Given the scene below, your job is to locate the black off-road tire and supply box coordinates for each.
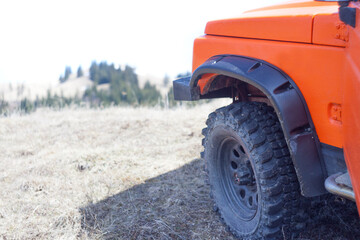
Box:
[202,102,307,240]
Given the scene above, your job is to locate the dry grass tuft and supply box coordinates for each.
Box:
[0,100,359,239]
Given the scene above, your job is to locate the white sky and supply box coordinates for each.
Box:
[0,0,286,84]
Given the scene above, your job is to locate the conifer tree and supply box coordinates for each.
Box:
[64,66,72,80]
[77,66,84,78]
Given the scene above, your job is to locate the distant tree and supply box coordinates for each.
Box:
[0,98,9,114]
[123,65,139,86]
[89,61,99,82]
[59,75,65,83]
[163,75,170,87]
[34,95,40,109]
[89,61,120,85]
[20,98,33,113]
[85,61,162,106]
[167,86,177,108]
[77,66,84,78]
[59,66,72,83]
[16,84,25,97]
[98,62,113,84]
[45,89,54,107]
[139,81,161,106]
[64,66,72,80]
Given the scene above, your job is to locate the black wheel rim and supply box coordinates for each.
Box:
[218,138,258,220]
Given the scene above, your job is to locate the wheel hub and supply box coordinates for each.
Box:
[234,163,255,186]
[219,139,259,219]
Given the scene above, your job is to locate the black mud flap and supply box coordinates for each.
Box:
[173,77,200,101]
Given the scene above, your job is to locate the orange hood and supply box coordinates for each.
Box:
[205,0,340,44]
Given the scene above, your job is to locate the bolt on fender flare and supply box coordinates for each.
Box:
[185,55,326,197]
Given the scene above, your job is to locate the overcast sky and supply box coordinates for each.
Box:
[0,0,286,84]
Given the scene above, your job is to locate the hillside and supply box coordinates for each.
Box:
[0,102,359,239]
[0,71,169,103]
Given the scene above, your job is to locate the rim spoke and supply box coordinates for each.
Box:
[248,196,253,208]
[230,149,241,163]
[236,144,246,154]
[241,155,249,164]
[233,145,248,164]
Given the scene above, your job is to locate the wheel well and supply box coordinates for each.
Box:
[200,74,270,105]
[191,55,327,197]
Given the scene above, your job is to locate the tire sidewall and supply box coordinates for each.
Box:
[206,122,262,237]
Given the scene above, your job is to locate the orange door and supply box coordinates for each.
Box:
[342,3,360,208]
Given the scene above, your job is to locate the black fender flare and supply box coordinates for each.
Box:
[176,55,327,197]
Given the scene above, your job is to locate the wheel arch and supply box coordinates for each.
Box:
[192,55,326,197]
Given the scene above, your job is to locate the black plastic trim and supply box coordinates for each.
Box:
[321,143,347,176]
[339,5,356,28]
[173,77,200,101]
[188,55,326,197]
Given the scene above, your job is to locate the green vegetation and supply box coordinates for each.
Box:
[86,61,161,106]
[77,66,84,78]
[0,99,9,115]
[166,86,177,108]
[0,62,211,116]
[163,75,170,87]
[59,66,72,83]
[140,81,162,106]
[20,98,33,113]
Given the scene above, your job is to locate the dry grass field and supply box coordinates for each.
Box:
[1,101,360,240]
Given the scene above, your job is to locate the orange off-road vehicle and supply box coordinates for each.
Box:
[173,0,360,238]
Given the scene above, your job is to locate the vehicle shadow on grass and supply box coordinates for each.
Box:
[78,159,235,240]
[79,158,360,240]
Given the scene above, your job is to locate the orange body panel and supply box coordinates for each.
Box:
[192,0,360,208]
[313,13,348,47]
[205,14,313,43]
[193,36,344,148]
[342,1,360,213]
[205,2,339,43]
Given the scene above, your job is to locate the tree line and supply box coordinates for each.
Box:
[84,62,161,106]
[0,62,205,115]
